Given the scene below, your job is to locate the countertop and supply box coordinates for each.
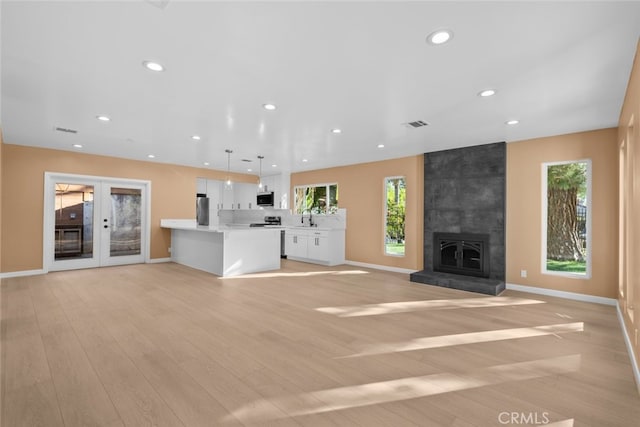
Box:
[161,219,342,232]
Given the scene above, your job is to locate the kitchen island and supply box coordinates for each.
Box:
[161,219,281,277]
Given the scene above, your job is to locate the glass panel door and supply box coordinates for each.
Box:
[100,183,145,267]
[52,181,100,270]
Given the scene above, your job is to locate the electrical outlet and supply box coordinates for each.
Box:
[168,247,172,254]
[520,270,527,278]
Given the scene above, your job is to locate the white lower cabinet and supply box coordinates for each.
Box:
[307,233,329,261]
[285,228,345,266]
[286,232,309,258]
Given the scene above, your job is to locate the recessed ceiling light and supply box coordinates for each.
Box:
[302,159,308,163]
[147,154,155,159]
[427,29,453,45]
[191,135,201,141]
[331,128,342,134]
[72,144,83,148]
[263,103,277,111]
[203,162,210,166]
[247,168,252,172]
[271,164,277,167]
[506,119,520,125]
[143,60,164,72]
[377,144,385,148]
[478,89,496,97]
[96,115,111,122]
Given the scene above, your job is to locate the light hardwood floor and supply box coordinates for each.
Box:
[1,260,639,426]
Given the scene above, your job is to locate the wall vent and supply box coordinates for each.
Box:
[54,126,78,134]
[404,120,429,129]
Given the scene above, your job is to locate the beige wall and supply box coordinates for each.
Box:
[0,144,256,273]
[0,129,3,272]
[291,156,424,271]
[506,128,619,299]
[618,41,640,381]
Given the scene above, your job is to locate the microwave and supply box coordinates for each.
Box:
[257,191,275,207]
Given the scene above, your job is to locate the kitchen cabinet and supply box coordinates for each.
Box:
[307,230,330,261]
[285,228,345,265]
[234,182,258,209]
[285,231,308,258]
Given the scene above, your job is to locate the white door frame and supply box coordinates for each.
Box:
[43,172,152,272]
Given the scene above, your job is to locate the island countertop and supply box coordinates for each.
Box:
[160,219,283,232]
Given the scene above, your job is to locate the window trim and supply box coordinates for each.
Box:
[540,159,592,279]
[384,175,406,257]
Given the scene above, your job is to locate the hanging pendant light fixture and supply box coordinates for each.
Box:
[224,149,233,189]
[257,155,264,191]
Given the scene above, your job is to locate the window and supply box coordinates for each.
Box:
[542,160,591,277]
[385,177,406,256]
[294,183,338,214]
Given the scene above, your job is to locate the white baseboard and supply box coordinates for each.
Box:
[148,257,172,264]
[506,283,617,306]
[344,260,415,274]
[616,302,640,394]
[0,269,47,279]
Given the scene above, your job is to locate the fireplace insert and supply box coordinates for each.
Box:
[433,232,490,278]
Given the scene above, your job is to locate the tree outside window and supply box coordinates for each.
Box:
[544,160,590,276]
[385,177,406,256]
[294,184,338,214]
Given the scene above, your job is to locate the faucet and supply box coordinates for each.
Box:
[301,209,314,227]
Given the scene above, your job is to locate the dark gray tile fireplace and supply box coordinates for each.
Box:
[410,142,506,295]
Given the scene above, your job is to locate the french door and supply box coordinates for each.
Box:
[44,173,150,271]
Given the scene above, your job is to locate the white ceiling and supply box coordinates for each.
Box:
[1,1,639,175]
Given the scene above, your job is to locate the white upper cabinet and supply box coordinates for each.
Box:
[196,178,207,195]
[234,182,258,210]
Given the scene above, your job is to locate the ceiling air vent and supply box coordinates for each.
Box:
[403,120,429,129]
[241,159,253,163]
[54,126,78,134]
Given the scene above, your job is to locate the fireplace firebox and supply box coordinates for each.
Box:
[433,232,490,278]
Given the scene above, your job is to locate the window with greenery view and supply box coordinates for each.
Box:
[385,177,406,256]
[294,183,338,214]
[543,160,591,276]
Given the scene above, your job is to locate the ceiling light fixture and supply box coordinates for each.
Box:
[478,89,496,97]
[225,149,233,189]
[257,155,264,190]
[302,159,308,163]
[191,135,201,141]
[203,162,210,166]
[271,164,277,168]
[96,115,111,122]
[142,60,165,72]
[331,128,342,134]
[72,144,83,148]
[427,29,453,45]
[506,119,520,125]
[377,144,385,148]
[148,154,155,159]
[263,103,277,111]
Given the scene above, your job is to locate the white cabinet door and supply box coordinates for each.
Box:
[205,180,222,223]
[286,231,308,258]
[235,183,257,210]
[220,181,235,209]
[307,231,330,261]
[196,178,207,194]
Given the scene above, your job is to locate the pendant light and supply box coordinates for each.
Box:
[224,149,233,189]
[257,155,264,191]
